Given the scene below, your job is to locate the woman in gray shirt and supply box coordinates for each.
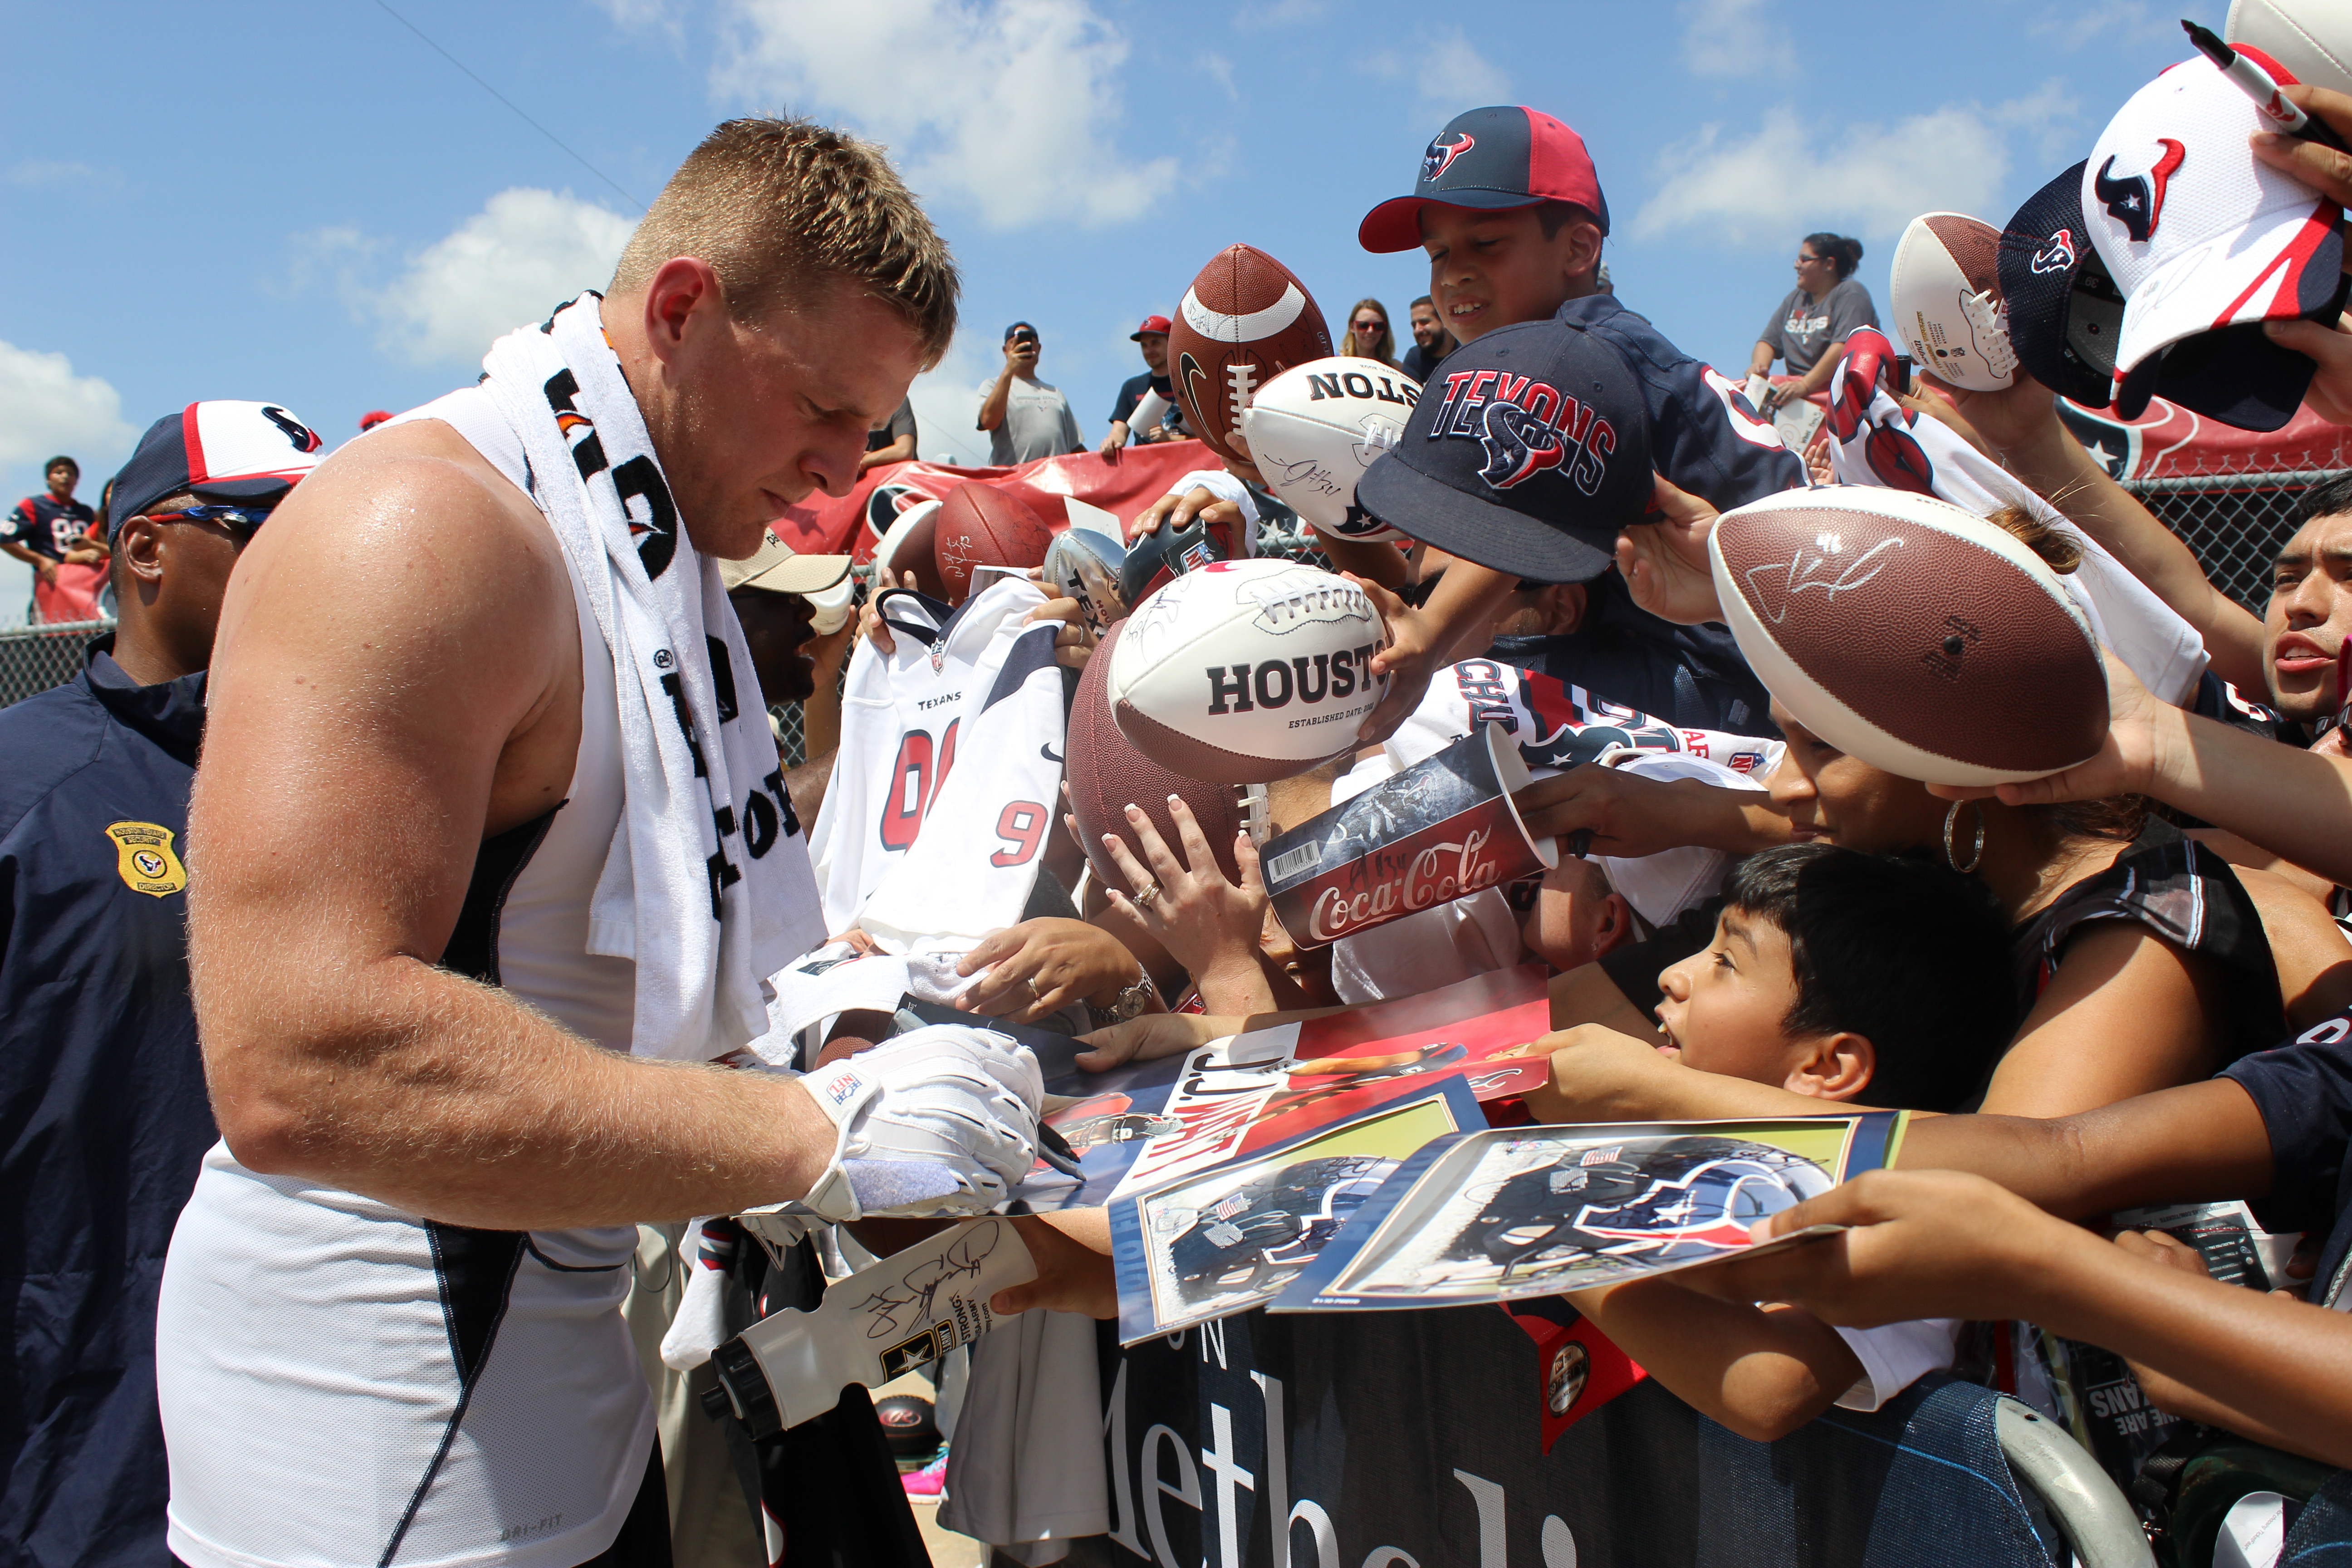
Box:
[1748,234,1877,441]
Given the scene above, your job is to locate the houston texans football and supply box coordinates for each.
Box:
[1107,558,1387,783]
[1708,486,2107,785]
[1069,618,1261,888]
[933,482,1055,601]
[1240,356,1420,542]
[1889,213,2017,392]
[1166,244,1335,466]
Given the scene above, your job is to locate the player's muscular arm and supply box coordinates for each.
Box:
[191,435,834,1229]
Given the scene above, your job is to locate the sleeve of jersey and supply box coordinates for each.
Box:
[853,621,1066,951]
[1387,658,1779,779]
[1608,317,1806,510]
[2,500,28,545]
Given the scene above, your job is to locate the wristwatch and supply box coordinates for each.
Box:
[1090,966,1158,1028]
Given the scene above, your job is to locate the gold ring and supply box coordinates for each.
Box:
[1133,880,1162,911]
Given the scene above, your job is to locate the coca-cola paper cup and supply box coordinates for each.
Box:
[1262,724,1558,950]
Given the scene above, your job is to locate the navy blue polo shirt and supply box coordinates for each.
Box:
[0,638,213,1568]
[2225,1009,2352,1313]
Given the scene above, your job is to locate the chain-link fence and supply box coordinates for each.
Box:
[0,619,108,708]
[2121,471,2326,615]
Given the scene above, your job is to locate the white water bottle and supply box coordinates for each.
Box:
[706,1218,1036,1438]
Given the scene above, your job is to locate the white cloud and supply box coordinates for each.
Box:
[2028,0,2169,49]
[7,159,123,193]
[1682,0,1796,78]
[0,340,136,472]
[1629,96,2050,246]
[1233,0,1328,31]
[716,0,1180,231]
[905,340,992,466]
[1362,31,1509,120]
[368,189,634,367]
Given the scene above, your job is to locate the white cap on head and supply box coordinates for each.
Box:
[1592,752,1768,930]
[2083,52,2343,392]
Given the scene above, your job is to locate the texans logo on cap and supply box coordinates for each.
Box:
[2094,140,2185,244]
[1430,369,1620,498]
[1422,132,1477,182]
[2030,227,2078,274]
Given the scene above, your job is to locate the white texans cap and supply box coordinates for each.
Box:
[2083,51,2346,429]
[1593,752,1766,930]
[2228,0,2352,95]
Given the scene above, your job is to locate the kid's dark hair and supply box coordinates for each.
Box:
[1725,843,2015,1111]
[1803,233,1864,280]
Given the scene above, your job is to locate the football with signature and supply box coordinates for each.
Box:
[1107,558,1386,783]
[1708,487,2106,785]
[933,482,1054,602]
[1240,356,1420,542]
[1068,618,1256,888]
[1167,245,1335,466]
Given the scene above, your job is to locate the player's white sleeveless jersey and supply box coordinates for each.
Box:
[1389,656,1784,781]
[807,574,1062,935]
[157,389,652,1568]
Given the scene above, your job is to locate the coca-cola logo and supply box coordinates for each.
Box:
[1307,826,1502,942]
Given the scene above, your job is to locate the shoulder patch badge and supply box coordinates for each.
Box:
[106,821,187,897]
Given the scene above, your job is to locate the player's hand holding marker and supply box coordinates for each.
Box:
[790,1024,1045,1223]
[2252,83,2352,426]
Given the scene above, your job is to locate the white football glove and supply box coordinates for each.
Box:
[791,1023,1044,1223]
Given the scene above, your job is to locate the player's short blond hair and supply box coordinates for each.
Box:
[613,116,958,365]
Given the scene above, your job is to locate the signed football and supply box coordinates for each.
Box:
[1166,245,1335,466]
[1890,213,2018,392]
[1069,618,1259,887]
[933,482,1054,601]
[1107,558,1387,783]
[1240,356,1421,543]
[1708,487,2106,786]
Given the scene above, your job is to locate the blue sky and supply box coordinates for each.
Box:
[0,0,2193,624]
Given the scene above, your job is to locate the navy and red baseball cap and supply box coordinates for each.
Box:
[108,401,326,541]
[1353,315,1651,582]
[1360,107,1610,254]
[1130,315,1171,340]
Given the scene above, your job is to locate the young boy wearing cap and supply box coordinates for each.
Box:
[1353,106,1806,742]
[1528,842,2015,1441]
[0,402,324,1568]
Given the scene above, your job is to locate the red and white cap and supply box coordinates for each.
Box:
[2083,52,2344,422]
[108,400,327,539]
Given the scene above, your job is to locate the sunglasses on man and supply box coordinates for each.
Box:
[137,504,274,543]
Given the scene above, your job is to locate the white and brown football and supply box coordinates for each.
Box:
[1890,213,2018,392]
[933,482,1055,602]
[1069,618,1258,888]
[1709,486,2106,786]
[1107,558,1386,784]
[1167,245,1335,466]
[1239,356,1420,543]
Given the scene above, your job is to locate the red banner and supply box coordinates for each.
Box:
[769,440,1225,563]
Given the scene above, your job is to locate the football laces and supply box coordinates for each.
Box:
[1960,289,2019,380]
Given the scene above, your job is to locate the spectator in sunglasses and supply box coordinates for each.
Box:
[1345,297,1399,368]
[0,400,323,1568]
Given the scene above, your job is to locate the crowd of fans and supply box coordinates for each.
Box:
[15,38,2352,1568]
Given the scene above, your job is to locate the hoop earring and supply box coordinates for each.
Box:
[1943,799,1985,875]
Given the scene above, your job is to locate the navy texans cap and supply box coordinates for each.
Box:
[108,401,326,541]
[1353,315,1651,582]
[1360,107,1611,254]
[1997,162,2124,408]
